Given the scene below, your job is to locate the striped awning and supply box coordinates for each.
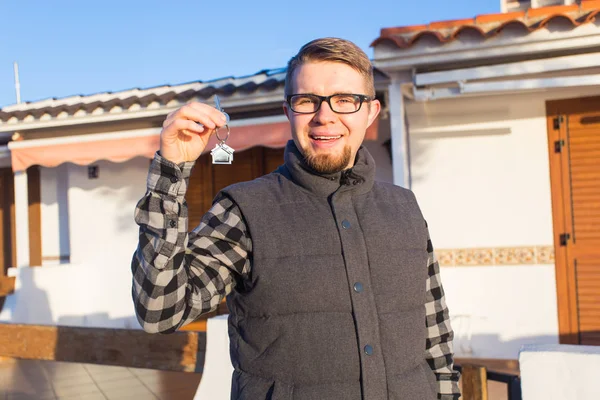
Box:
[8,116,293,172]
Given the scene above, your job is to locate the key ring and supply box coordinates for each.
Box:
[215,124,230,142]
[210,95,235,165]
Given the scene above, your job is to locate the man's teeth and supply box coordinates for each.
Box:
[312,136,341,140]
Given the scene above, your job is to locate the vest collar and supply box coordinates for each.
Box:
[283,140,376,197]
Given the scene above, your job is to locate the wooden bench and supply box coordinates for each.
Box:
[0,323,202,372]
[0,291,229,373]
[0,276,15,297]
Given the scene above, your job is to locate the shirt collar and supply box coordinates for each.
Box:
[281,140,376,197]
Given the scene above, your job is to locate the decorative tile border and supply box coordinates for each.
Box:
[437,246,555,267]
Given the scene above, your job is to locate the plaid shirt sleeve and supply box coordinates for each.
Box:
[131,152,251,334]
[425,231,461,399]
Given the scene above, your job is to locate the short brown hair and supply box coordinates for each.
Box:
[284,37,375,97]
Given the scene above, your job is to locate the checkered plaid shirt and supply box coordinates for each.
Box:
[132,153,460,399]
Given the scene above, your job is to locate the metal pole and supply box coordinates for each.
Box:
[14,62,21,104]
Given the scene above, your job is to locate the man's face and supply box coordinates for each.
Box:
[283,61,380,174]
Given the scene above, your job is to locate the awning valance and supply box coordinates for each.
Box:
[7,115,379,172]
[9,128,161,172]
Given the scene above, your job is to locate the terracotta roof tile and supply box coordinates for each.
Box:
[527,4,579,17]
[582,0,600,10]
[381,25,429,34]
[475,11,526,24]
[372,2,600,49]
[429,18,476,30]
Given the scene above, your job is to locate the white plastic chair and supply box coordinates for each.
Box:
[519,344,600,400]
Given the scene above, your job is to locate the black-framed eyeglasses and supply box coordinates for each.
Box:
[286,93,373,114]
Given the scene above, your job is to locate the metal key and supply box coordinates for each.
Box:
[214,95,230,124]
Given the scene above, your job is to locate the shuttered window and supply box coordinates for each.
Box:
[568,108,600,345]
[547,96,600,345]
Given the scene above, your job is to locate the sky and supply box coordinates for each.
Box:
[0,0,500,108]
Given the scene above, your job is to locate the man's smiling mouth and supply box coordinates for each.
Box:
[309,134,342,141]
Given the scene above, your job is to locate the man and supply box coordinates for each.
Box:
[132,38,460,399]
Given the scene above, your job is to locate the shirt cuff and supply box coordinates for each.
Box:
[146,151,195,198]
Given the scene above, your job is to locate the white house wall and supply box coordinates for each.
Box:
[67,157,148,268]
[406,86,600,359]
[408,97,553,248]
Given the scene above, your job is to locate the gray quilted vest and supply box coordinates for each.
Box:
[221,141,437,400]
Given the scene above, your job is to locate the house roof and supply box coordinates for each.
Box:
[0,68,287,123]
[371,1,600,50]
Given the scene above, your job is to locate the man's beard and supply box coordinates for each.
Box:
[302,145,352,174]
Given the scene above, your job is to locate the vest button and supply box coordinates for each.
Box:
[353,282,363,293]
[341,220,351,229]
[364,345,373,355]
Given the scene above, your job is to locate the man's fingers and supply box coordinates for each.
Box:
[161,101,229,146]
[165,102,227,130]
[187,101,229,126]
[163,113,212,133]
[164,119,208,136]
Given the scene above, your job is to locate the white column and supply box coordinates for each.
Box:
[387,77,409,188]
[500,0,507,13]
[14,169,30,267]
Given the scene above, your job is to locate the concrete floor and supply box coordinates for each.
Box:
[0,359,201,400]
[1,358,517,400]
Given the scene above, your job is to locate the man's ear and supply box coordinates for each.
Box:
[283,101,291,120]
[367,99,381,128]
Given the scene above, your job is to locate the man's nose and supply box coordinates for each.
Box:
[313,100,336,123]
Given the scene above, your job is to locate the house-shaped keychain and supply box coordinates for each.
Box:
[211,143,235,164]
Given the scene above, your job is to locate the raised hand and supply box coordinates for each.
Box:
[159,101,228,165]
